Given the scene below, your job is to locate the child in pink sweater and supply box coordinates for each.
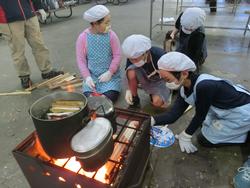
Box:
[76,5,121,102]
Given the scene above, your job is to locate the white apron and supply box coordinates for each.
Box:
[180,74,250,144]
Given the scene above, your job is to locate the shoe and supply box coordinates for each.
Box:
[41,70,64,79]
[128,96,141,109]
[233,156,250,188]
[20,75,32,89]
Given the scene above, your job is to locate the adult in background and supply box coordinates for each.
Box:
[76,5,121,102]
[0,0,64,88]
[170,7,207,72]
[122,34,171,108]
[151,52,250,153]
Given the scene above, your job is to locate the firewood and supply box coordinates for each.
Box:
[36,74,65,88]
[48,74,76,89]
[46,73,71,88]
[0,91,31,96]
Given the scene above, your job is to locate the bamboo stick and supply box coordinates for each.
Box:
[46,73,71,88]
[48,74,76,89]
[53,100,84,106]
[0,91,31,96]
[36,74,65,88]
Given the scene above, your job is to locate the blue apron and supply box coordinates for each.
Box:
[180,74,250,144]
[83,33,121,93]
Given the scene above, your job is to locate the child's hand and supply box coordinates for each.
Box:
[85,76,96,90]
[98,71,112,82]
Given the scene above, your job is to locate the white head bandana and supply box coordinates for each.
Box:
[122,34,151,58]
[83,5,110,23]
[158,52,197,72]
[180,7,206,34]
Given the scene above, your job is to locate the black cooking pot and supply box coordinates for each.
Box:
[87,95,116,133]
[71,117,114,171]
[29,91,88,158]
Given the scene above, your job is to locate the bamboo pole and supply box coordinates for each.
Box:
[0,91,31,96]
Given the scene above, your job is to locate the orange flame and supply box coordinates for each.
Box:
[53,157,109,184]
[27,134,51,161]
[27,134,111,184]
[66,84,75,92]
[91,112,97,121]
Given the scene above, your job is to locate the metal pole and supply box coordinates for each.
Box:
[161,0,164,30]
[150,0,154,39]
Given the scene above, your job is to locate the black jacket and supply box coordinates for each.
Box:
[175,12,206,66]
[0,0,42,23]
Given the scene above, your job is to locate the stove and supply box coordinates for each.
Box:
[12,108,150,188]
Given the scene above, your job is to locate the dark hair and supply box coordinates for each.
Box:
[171,71,182,80]
[187,71,197,79]
[171,71,197,80]
[90,18,105,26]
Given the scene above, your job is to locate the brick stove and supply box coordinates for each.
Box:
[12,108,150,188]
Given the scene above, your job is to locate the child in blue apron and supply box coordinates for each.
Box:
[76,5,121,102]
[151,52,250,154]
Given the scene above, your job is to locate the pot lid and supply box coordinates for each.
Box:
[87,96,113,116]
[71,117,111,153]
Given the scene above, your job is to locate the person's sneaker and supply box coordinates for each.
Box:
[233,156,250,188]
[41,70,64,79]
[128,96,141,109]
[19,75,32,89]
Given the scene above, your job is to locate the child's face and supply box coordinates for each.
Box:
[94,15,111,33]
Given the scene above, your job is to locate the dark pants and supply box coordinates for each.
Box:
[209,0,217,12]
[84,90,120,102]
[197,131,250,147]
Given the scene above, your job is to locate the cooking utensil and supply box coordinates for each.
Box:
[71,117,114,171]
[29,91,88,158]
[87,95,116,133]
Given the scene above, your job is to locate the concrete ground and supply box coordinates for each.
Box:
[0,0,250,187]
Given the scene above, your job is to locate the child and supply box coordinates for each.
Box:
[76,5,121,102]
[122,35,171,108]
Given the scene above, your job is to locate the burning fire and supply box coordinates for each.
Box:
[66,84,75,92]
[53,157,109,184]
[27,125,137,185]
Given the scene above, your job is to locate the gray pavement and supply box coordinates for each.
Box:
[0,0,250,187]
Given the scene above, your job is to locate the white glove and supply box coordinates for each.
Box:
[98,70,112,82]
[85,76,96,90]
[125,90,133,105]
[170,32,175,40]
[150,116,156,126]
[38,9,47,21]
[175,131,198,154]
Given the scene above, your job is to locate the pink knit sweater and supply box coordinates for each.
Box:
[76,28,122,79]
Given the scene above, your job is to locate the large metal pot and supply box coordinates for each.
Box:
[87,95,116,133]
[29,91,88,158]
[71,117,114,172]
